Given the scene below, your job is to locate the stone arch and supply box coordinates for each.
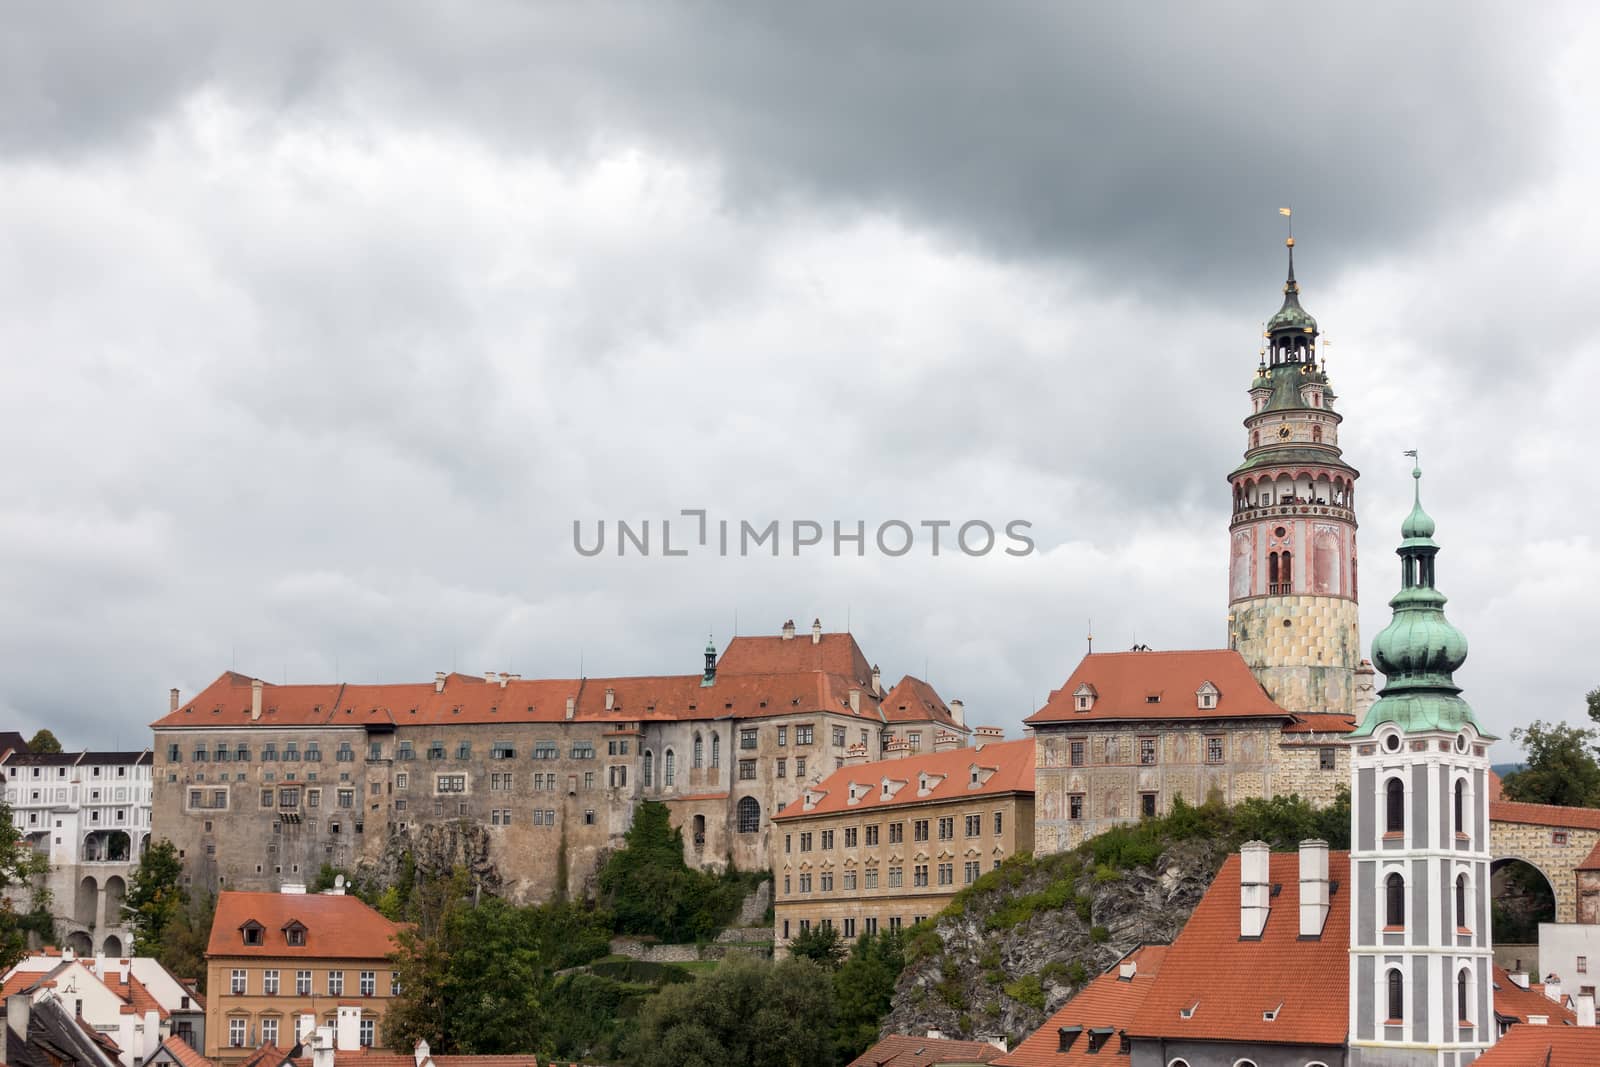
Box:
[104,875,127,921]
[1312,527,1341,594]
[101,933,123,957]
[65,930,93,955]
[75,876,98,926]
[1490,855,1558,944]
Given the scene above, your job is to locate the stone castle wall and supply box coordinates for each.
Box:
[1233,595,1360,715]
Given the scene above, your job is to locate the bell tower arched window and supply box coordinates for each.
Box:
[1456,873,1468,931]
[1454,779,1466,837]
[1457,968,1470,1023]
[1387,970,1404,1022]
[1385,778,1405,835]
[1385,872,1405,928]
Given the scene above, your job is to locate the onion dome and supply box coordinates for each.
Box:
[1266,238,1318,335]
[1354,459,1488,738]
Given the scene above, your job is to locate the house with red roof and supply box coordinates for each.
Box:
[1024,648,1353,855]
[993,945,1166,1067]
[1,951,204,1067]
[150,620,981,904]
[846,1032,1008,1067]
[771,738,1033,950]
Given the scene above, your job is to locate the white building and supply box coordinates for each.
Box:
[2,950,205,1066]
[1538,922,1600,1004]
[1,750,153,956]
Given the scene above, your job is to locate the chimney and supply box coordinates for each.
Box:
[811,618,822,644]
[885,738,911,761]
[782,619,796,641]
[413,1039,432,1067]
[169,688,180,713]
[1545,975,1563,1003]
[933,731,959,753]
[1118,957,1138,980]
[950,699,966,728]
[251,678,263,721]
[564,696,576,720]
[1240,841,1271,939]
[926,1029,944,1041]
[1579,993,1597,1027]
[1298,839,1330,938]
[434,671,447,694]
[974,725,1004,743]
[336,1005,361,1051]
[871,664,882,695]
[7,993,30,1041]
[499,673,510,688]
[1509,971,1530,990]
[298,1013,317,1043]
[845,744,869,766]
[311,1025,336,1067]
[605,687,616,711]
[849,688,861,714]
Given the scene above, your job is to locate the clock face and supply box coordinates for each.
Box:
[1278,425,1293,440]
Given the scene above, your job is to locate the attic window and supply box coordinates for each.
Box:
[283,922,306,947]
[1263,1002,1282,1021]
[1145,694,1161,704]
[1086,1028,1113,1052]
[1076,696,1090,711]
[1056,1026,1082,1052]
[1179,1001,1199,1019]
[241,922,264,946]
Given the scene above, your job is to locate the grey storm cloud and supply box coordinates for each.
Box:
[0,2,1597,757]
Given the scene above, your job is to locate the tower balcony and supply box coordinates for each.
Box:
[1230,502,1355,527]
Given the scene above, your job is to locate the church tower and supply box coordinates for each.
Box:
[1347,461,1494,1067]
[1227,238,1361,715]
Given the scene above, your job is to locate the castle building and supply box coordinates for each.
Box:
[1347,463,1495,1066]
[148,623,971,903]
[1,748,153,956]
[1227,237,1366,719]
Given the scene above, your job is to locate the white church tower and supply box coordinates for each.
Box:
[1348,460,1494,1067]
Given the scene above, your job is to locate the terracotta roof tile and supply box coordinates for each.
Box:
[158,1034,215,1067]
[207,891,403,960]
[1281,712,1357,735]
[995,945,1167,1066]
[846,1033,1007,1067]
[1127,851,1349,1046]
[879,675,963,730]
[1472,1023,1600,1066]
[772,739,1033,821]
[1026,650,1289,726]
[719,630,874,687]
[1492,966,1577,1025]
[1490,800,1600,831]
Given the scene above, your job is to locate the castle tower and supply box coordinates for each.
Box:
[1227,238,1361,714]
[1347,461,1494,1067]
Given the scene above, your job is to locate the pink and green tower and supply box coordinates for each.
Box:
[1226,238,1363,716]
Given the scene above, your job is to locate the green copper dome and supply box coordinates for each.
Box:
[1266,240,1319,335]
[1353,459,1491,738]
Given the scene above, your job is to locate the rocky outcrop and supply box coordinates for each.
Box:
[882,837,1227,1048]
[354,820,503,897]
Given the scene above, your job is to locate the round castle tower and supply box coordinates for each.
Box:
[1227,239,1361,715]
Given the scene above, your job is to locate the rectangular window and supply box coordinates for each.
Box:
[938,862,953,886]
[427,742,444,760]
[938,817,954,840]
[1580,957,1590,974]
[456,742,472,760]
[889,822,903,844]
[360,1019,375,1047]
[231,969,246,995]
[865,824,879,846]
[844,827,857,847]
[1140,737,1158,765]
[843,870,857,891]
[914,819,930,842]
[914,864,929,887]
[1207,736,1225,764]
[584,809,595,825]
[820,871,833,892]
[777,726,787,746]
[799,873,812,893]
[965,861,981,884]
[889,917,903,932]
[263,970,279,995]
[741,728,758,750]
[336,742,354,762]
[358,970,376,996]
[776,757,787,778]
[586,770,597,789]
[907,731,922,751]
[889,866,903,888]
[369,742,383,760]
[261,789,273,809]
[261,1018,279,1046]
[1070,739,1085,766]
[296,971,312,995]
[229,1019,246,1048]
[1069,794,1085,820]
[571,742,596,760]
[843,917,856,938]
[739,760,757,781]
[865,868,879,889]
[821,829,834,850]
[832,727,847,747]
[307,788,321,808]
[396,772,408,790]
[338,789,354,808]
[328,971,344,996]
[994,811,1004,836]
[492,742,515,759]
[796,725,814,745]
[533,742,558,760]
[279,788,298,808]
[866,917,878,935]
[1141,792,1157,818]
[436,775,466,793]
[795,757,806,778]
[1320,747,1337,771]
[800,832,813,852]
[965,814,981,837]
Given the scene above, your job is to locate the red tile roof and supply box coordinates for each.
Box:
[158,1034,215,1067]
[1492,966,1577,1025]
[1579,839,1600,872]
[1281,712,1357,735]
[995,945,1168,1067]
[719,629,874,687]
[879,675,964,730]
[772,739,1034,821]
[1490,800,1600,831]
[1127,851,1349,1047]
[846,1033,1007,1067]
[1026,650,1289,726]
[207,891,403,960]
[1488,770,1504,802]
[1472,1024,1600,1066]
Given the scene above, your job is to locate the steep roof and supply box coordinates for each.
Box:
[207,892,403,960]
[772,738,1034,821]
[846,1033,1007,1067]
[1472,1024,1600,1066]
[0,731,28,756]
[995,945,1168,1067]
[718,629,874,687]
[1490,800,1600,831]
[156,1034,215,1067]
[879,675,965,731]
[1026,650,1290,726]
[1127,851,1350,1047]
[1492,966,1577,1025]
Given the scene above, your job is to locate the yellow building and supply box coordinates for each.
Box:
[204,889,402,1065]
[772,736,1034,950]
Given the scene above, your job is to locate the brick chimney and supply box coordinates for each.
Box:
[1298,839,1330,938]
[781,619,796,640]
[1240,841,1270,939]
[169,688,180,713]
[251,678,263,721]
[434,671,447,694]
[811,618,822,644]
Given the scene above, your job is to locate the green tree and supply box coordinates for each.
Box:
[627,955,835,1067]
[1587,687,1600,727]
[26,730,62,754]
[596,802,753,942]
[1501,721,1600,807]
[787,923,846,970]
[0,799,54,966]
[831,931,906,1062]
[438,898,543,1053]
[124,840,188,956]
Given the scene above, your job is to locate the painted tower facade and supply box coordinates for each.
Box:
[1228,239,1362,715]
[1348,463,1494,1067]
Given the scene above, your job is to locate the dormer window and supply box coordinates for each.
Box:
[1073,683,1097,712]
[1145,693,1161,705]
[241,921,264,946]
[1196,682,1219,711]
[1180,1001,1199,1019]
[283,921,307,947]
[1056,1026,1081,1052]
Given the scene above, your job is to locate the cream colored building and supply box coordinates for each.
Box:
[772,737,1034,951]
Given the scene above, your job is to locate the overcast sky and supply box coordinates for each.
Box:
[2,3,1596,758]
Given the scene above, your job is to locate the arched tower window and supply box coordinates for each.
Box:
[736,796,760,833]
[1279,550,1291,592]
[664,749,676,787]
[1312,425,1323,443]
[1454,779,1466,837]
[1457,968,1471,1023]
[1387,969,1405,1022]
[642,750,654,788]
[1456,873,1469,930]
[1252,430,1260,448]
[711,734,720,768]
[1385,778,1405,835]
[1385,872,1405,928]
[693,734,703,769]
